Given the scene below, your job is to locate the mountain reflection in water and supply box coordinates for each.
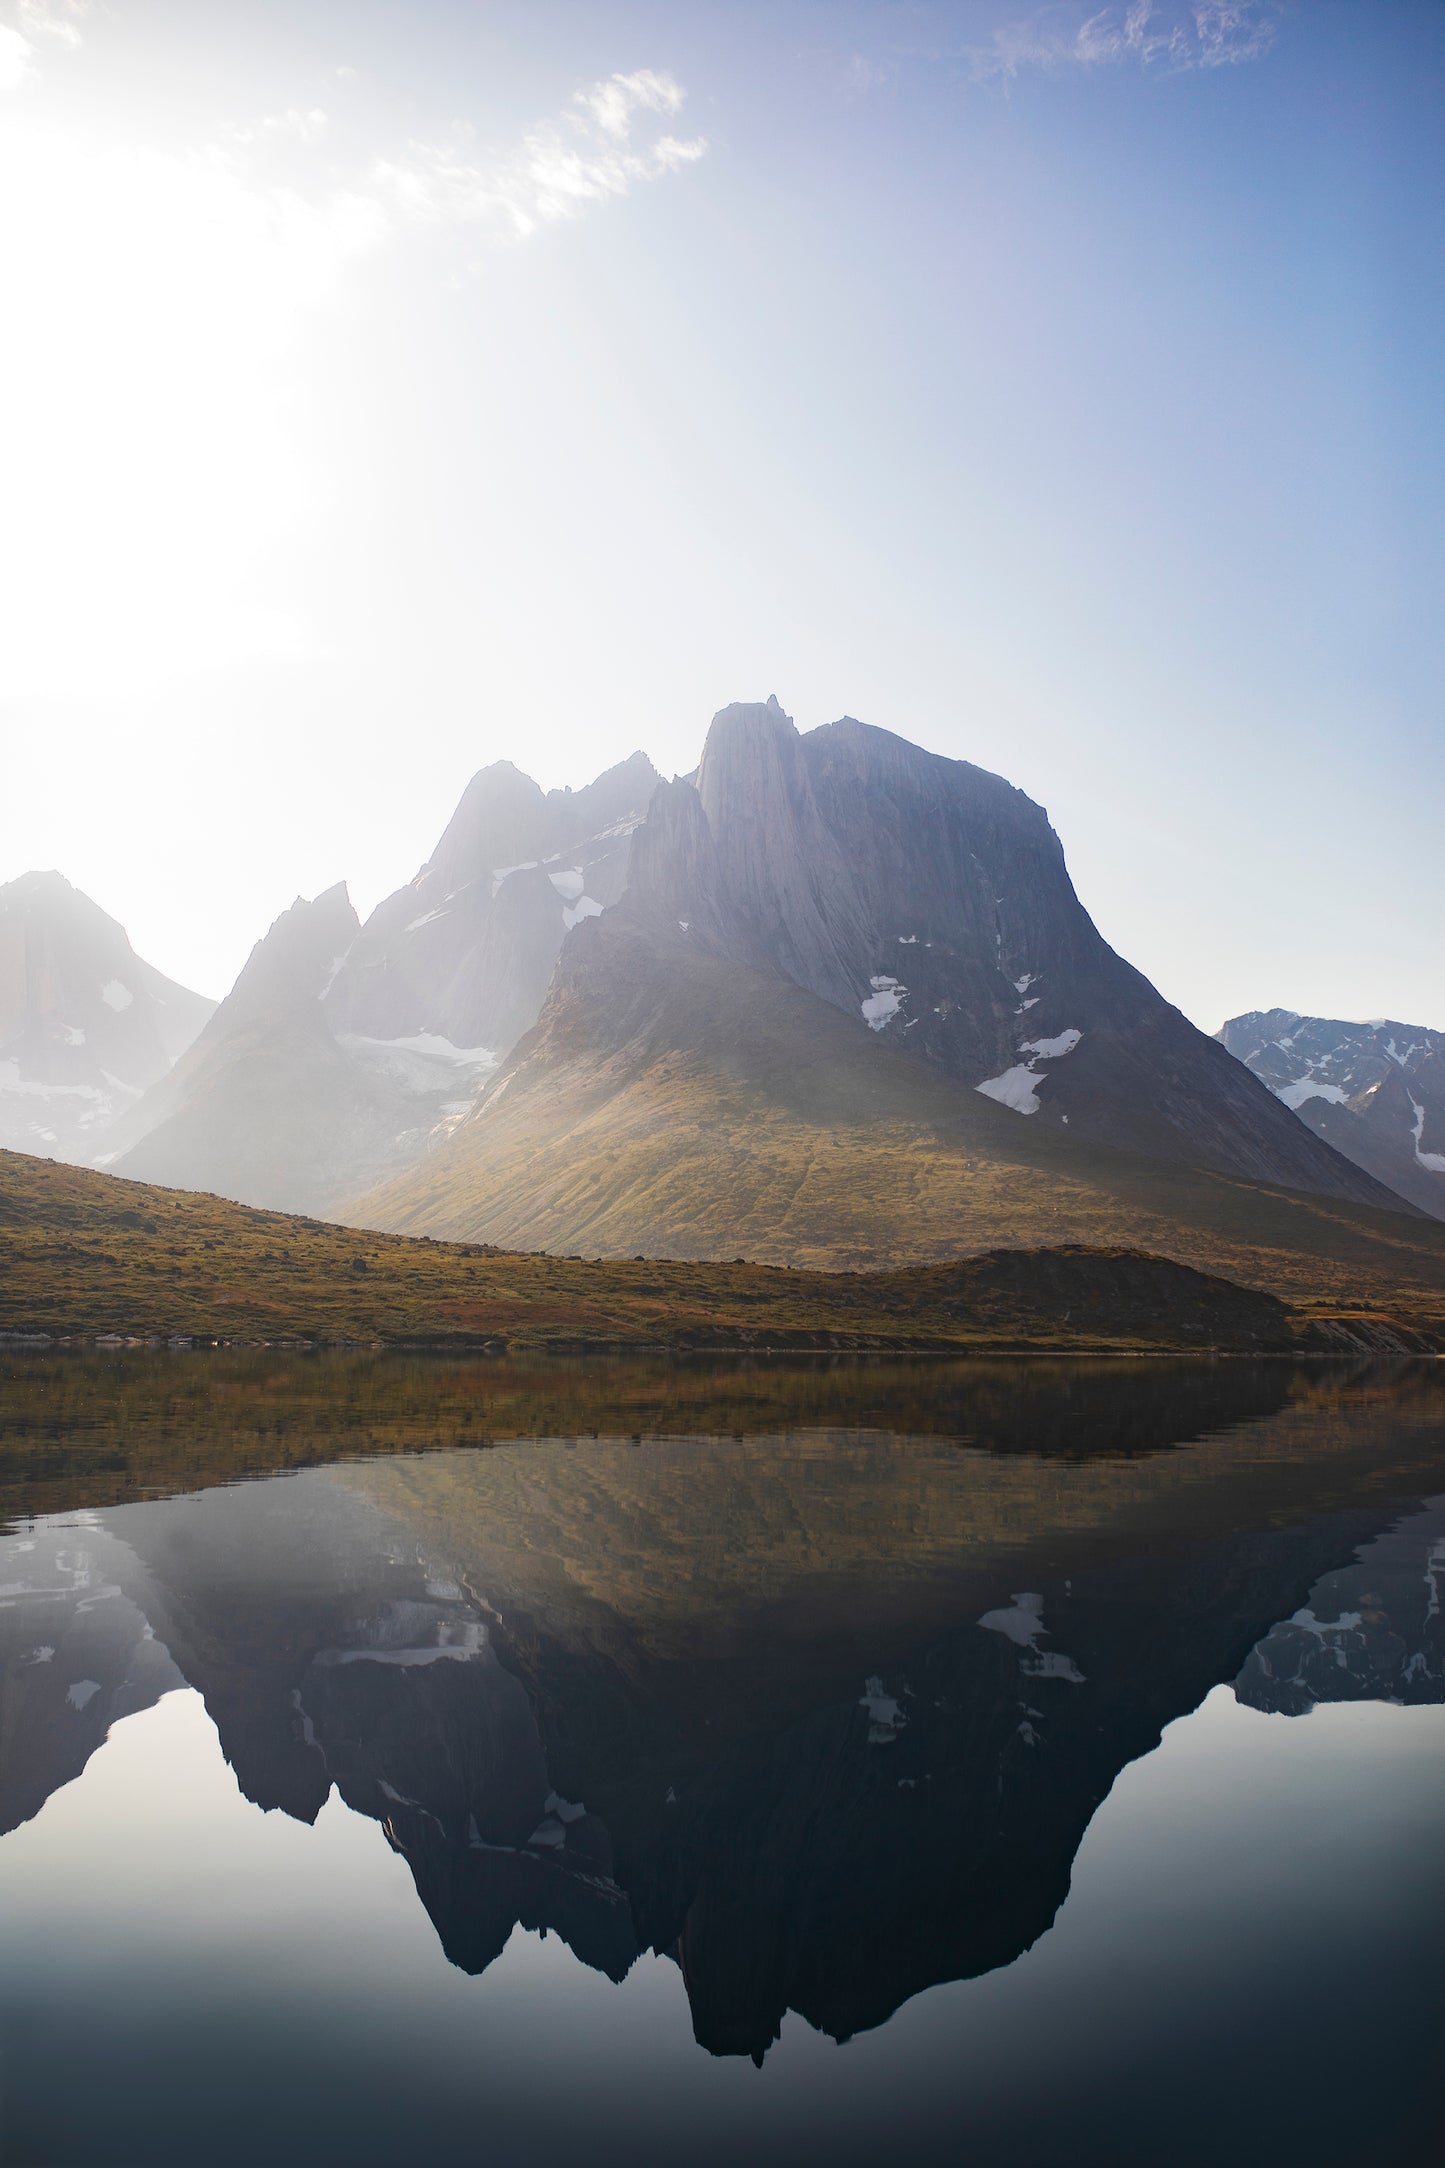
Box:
[0,1352,1442,2166]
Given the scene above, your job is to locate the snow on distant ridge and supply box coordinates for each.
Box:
[1279,1075,1347,1110]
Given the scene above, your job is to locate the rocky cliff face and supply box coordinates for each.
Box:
[1219,1009,1445,1221]
[0,871,213,1163]
[34,703,1413,1242]
[105,750,660,1215]
[110,884,495,1215]
[326,750,659,1052]
[382,698,1397,1260]
[624,702,1394,1202]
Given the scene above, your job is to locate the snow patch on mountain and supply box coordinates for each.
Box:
[976,1028,1082,1115]
[490,861,538,896]
[976,1062,1045,1114]
[861,976,906,1029]
[1021,1029,1081,1062]
[1409,1095,1445,1174]
[1278,1075,1348,1110]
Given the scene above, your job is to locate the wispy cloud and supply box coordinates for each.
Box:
[0,0,83,89]
[1,19,707,248]
[968,1,1280,80]
[373,68,707,240]
[17,0,85,44]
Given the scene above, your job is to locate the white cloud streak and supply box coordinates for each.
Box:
[373,68,707,240]
[970,1,1280,80]
[0,0,84,90]
[17,0,85,44]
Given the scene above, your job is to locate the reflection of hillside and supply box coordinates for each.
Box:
[338,1365,1445,1654]
[0,1361,1442,2062]
[9,1346,1443,1530]
[0,1347,1307,1524]
[1237,1497,1445,1712]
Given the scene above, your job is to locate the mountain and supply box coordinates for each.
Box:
[107,883,494,1217]
[106,752,661,1215]
[325,749,660,1051]
[361,699,1405,1260]
[1218,1009,1445,1223]
[0,871,213,1162]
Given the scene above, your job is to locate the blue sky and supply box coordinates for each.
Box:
[1,0,1440,1030]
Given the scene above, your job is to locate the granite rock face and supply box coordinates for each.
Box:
[1219,1008,1445,1221]
[615,700,1395,1204]
[326,750,660,1053]
[0,871,213,1163]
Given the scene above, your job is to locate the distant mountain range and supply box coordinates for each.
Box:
[1219,1009,1445,1221]
[0,872,214,1161]
[3,700,1437,1248]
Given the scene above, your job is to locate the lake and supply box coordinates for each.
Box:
[0,1351,1441,2166]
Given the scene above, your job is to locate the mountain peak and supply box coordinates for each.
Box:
[227,884,360,1019]
[0,872,214,1161]
[1219,1008,1445,1219]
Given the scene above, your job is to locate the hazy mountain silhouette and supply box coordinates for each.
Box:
[103,752,660,1213]
[0,871,212,1163]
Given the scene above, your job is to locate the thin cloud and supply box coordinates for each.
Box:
[0,0,85,90]
[16,0,85,45]
[969,1,1280,80]
[374,68,707,240]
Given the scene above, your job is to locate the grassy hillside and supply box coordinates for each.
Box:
[0,1145,1375,1355]
[354,936,1445,1334]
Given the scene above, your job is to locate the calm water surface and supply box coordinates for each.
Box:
[0,1352,1441,2166]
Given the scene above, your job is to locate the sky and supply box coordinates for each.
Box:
[1,0,1441,1031]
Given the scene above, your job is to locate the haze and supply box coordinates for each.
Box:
[1,0,1440,1031]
